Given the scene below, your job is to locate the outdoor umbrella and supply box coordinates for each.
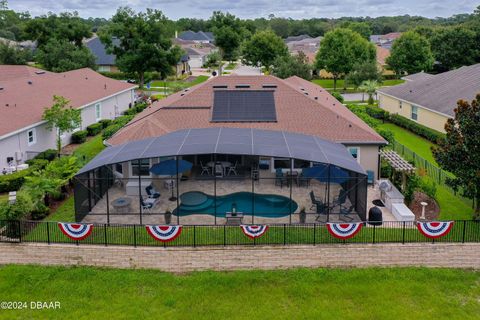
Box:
[302,164,350,184]
[150,159,193,201]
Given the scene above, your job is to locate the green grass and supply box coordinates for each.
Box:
[73,135,105,165]
[150,75,209,89]
[378,122,437,165]
[45,196,75,221]
[224,62,237,70]
[0,265,478,319]
[312,78,405,89]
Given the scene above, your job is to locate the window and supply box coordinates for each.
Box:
[411,105,418,121]
[294,159,310,169]
[95,103,101,121]
[273,158,291,170]
[399,101,402,109]
[131,159,150,177]
[114,163,123,174]
[27,129,36,146]
[348,147,360,162]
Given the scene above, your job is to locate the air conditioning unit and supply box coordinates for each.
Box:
[15,151,23,161]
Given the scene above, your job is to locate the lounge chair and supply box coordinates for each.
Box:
[309,190,323,211]
[200,161,211,176]
[275,168,287,188]
[140,196,157,214]
[215,162,224,178]
[227,161,239,176]
[146,185,160,198]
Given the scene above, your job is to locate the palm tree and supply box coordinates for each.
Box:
[359,80,379,105]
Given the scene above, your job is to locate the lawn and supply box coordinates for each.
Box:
[73,135,105,166]
[0,265,478,319]
[224,62,237,70]
[150,75,209,89]
[312,78,404,89]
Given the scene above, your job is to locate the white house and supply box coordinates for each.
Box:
[0,65,136,169]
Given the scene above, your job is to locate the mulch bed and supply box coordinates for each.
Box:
[408,191,440,220]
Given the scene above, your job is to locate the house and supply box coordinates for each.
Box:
[177,30,215,44]
[285,35,322,64]
[370,32,402,50]
[377,63,480,133]
[375,45,394,76]
[173,38,217,69]
[74,75,386,224]
[175,53,191,76]
[85,36,119,72]
[0,65,136,168]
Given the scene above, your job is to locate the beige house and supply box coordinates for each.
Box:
[377,64,480,133]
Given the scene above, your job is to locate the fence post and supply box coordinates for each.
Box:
[133,225,137,248]
[283,224,286,245]
[193,225,196,248]
[313,223,316,246]
[402,221,406,244]
[47,222,50,245]
[104,224,108,247]
[462,220,466,243]
[372,225,376,244]
[223,225,226,246]
[17,220,22,243]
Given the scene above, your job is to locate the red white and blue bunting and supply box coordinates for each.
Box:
[326,223,363,240]
[416,221,454,239]
[146,225,183,242]
[240,225,268,239]
[58,222,93,241]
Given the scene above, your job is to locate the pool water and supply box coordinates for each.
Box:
[176,191,298,218]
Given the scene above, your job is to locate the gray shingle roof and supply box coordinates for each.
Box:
[178,31,214,42]
[401,72,435,82]
[377,64,480,117]
[85,37,119,66]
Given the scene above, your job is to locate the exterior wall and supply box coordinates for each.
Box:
[378,93,450,133]
[0,89,134,168]
[97,65,119,73]
[188,56,205,68]
[1,242,478,272]
[343,144,380,180]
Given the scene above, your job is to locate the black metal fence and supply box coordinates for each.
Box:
[1,220,479,247]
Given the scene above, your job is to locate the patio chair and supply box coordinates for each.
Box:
[367,170,374,187]
[215,162,224,178]
[298,171,310,188]
[315,200,328,222]
[140,196,157,214]
[145,185,160,199]
[275,168,286,188]
[227,161,239,176]
[309,190,323,211]
[333,189,354,222]
[200,161,211,176]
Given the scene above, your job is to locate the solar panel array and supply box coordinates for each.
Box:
[77,128,366,176]
[211,90,277,122]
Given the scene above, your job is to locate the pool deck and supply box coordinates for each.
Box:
[82,176,395,225]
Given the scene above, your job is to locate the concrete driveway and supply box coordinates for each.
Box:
[232,65,262,75]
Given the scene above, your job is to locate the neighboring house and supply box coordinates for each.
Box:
[175,54,191,76]
[370,32,402,50]
[74,75,386,223]
[377,63,480,133]
[285,35,322,64]
[375,45,394,76]
[0,65,136,168]
[85,36,119,72]
[0,37,36,52]
[177,30,215,43]
[173,38,217,69]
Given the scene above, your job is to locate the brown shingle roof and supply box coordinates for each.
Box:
[376,46,390,66]
[108,75,385,146]
[0,66,135,137]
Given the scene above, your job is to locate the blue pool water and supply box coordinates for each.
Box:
[176,191,298,218]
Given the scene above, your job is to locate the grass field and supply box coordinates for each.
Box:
[0,265,478,319]
[150,75,209,89]
[312,78,405,89]
[73,135,105,166]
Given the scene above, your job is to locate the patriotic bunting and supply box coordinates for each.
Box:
[416,221,454,239]
[146,225,183,242]
[326,223,363,240]
[58,222,93,241]
[240,225,268,239]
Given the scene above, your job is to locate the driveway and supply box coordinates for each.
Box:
[231,65,262,75]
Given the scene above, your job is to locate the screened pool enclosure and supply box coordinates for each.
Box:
[73,128,368,225]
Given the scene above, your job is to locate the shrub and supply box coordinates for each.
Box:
[0,169,32,192]
[365,106,389,120]
[346,104,382,128]
[30,203,50,220]
[99,119,112,128]
[389,114,445,143]
[86,122,103,136]
[419,176,437,199]
[71,130,87,144]
[377,129,394,144]
[0,191,34,221]
[32,149,57,161]
[103,123,123,140]
[25,158,49,170]
[331,91,344,103]
[404,174,420,205]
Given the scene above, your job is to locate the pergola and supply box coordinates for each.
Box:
[380,149,416,190]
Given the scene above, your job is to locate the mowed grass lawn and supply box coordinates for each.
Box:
[150,75,209,89]
[0,265,478,319]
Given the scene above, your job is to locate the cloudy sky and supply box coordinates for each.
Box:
[7,0,479,20]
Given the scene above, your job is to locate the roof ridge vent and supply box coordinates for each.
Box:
[262,84,277,89]
[235,84,250,89]
[213,85,228,89]
[35,71,46,75]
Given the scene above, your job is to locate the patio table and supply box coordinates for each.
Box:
[207,161,232,176]
[111,197,132,213]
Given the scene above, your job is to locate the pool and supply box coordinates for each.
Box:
[176,191,298,218]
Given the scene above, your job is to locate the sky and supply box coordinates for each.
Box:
[7,0,479,20]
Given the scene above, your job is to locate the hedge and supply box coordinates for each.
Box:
[71,130,88,144]
[389,114,445,143]
[99,119,112,128]
[86,123,103,136]
[30,149,57,162]
[102,114,135,140]
[0,169,31,192]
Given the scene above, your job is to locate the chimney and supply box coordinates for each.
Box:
[175,30,178,38]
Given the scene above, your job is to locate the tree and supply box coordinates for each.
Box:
[42,96,81,155]
[342,21,372,40]
[204,51,222,68]
[271,52,312,80]
[386,31,434,76]
[242,30,288,71]
[315,28,376,90]
[0,42,31,64]
[100,7,181,88]
[432,94,480,220]
[213,26,241,61]
[346,61,382,89]
[36,39,96,72]
[24,12,91,48]
[430,27,479,71]
[358,80,379,105]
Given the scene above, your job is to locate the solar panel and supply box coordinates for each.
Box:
[211,90,277,122]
